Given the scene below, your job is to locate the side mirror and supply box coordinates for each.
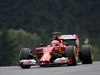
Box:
[40,43,45,46]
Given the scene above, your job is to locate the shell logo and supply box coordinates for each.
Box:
[44,53,49,55]
[59,48,61,51]
[22,60,25,62]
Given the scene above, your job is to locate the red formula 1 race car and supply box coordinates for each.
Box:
[19,32,93,69]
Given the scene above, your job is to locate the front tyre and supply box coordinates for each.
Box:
[65,46,77,66]
[19,48,31,69]
[80,45,93,64]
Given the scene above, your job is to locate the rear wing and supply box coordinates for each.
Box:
[59,34,79,50]
[59,35,77,40]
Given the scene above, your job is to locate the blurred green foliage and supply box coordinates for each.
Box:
[0,28,40,66]
[0,0,100,66]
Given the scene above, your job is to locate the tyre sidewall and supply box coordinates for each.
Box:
[80,45,93,64]
[65,46,77,65]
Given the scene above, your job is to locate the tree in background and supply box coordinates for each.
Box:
[0,29,41,66]
[0,28,18,66]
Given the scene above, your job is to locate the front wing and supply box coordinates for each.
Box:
[19,57,73,66]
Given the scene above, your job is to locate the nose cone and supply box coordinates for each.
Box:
[39,52,51,64]
[39,47,53,64]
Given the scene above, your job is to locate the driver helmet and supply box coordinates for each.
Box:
[51,40,59,46]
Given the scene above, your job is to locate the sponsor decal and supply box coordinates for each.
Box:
[59,59,65,61]
[59,35,76,39]
[55,48,59,50]
[44,53,49,55]
[47,49,50,51]
[27,60,32,63]
[59,58,66,61]
[22,60,25,62]
[59,48,61,51]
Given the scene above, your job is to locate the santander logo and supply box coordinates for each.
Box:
[27,60,32,63]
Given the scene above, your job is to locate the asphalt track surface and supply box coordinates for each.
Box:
[0,62,100,75]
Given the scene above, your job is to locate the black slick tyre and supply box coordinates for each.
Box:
[65,46,77,66]
[19,48,31,69]
[80,45,93,64]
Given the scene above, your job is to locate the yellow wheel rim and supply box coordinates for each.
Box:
[74,47,77,64]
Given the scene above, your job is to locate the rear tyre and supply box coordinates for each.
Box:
[19,48,31,69]
[65,46,77,66]
[80,45,93,64]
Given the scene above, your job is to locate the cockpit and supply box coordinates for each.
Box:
[51,40,59,47]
